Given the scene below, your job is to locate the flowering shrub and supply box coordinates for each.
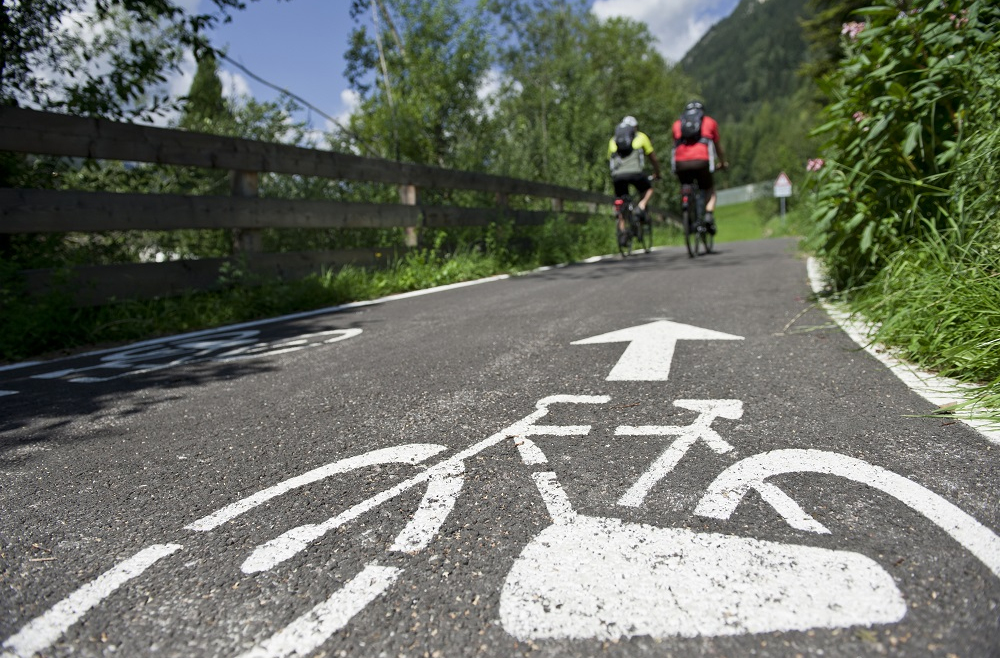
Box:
[805,0,999,289]
[841,21,866,39]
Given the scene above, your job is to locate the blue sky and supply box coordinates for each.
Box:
[194,0,741,130]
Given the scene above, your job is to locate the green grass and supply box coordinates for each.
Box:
[714,199,805,242]
[833,238,1000,427]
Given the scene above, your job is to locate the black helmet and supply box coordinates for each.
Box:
[684,100,705,113]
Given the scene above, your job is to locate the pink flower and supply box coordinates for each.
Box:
[841,21,866,40]
[807,159,825,172]
[853,111,868,123]
[950,10,969,28]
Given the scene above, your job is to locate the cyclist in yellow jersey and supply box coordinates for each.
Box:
[608,116,661,237]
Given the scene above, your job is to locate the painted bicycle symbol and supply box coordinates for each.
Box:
[4,395,999,658]
[29,328,363,385]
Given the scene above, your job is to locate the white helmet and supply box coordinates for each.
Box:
[621,115,638,127]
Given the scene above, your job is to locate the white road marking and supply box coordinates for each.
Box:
[695,449,1000,577]
[616,400,742,507]
[755,481,831,534]
[572,320,743,381]
[389,461,465,553]
[240,396,609,573]
[186,444,447,532]
[0,390,17,397]
[514,438,548,465]
[0,544,182,658]
[236,563,402,658]
[532,472,576,523]
[499,516,905,641]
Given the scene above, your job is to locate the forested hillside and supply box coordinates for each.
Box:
[679,0,819,187]
[681,0,810,123]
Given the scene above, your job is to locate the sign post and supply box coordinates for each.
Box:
[773,172,792,220]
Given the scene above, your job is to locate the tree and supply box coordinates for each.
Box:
[0,0,266,120]
[181,52,229,129]
[341,0,492,167]
[485,2,696,192]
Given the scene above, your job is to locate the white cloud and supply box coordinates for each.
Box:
[168,50,198,100]
[591,0,739,63]
[335,88,360,126]
[218,69,252,99]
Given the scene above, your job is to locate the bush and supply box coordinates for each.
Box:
[805,0,999,290]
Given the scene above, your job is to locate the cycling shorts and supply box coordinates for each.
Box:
[674,160,714,191]
[612,173,652,199]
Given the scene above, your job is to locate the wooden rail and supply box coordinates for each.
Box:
[0,107,657,306]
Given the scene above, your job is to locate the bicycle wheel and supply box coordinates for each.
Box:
[703,225,714,254]
[683,210,698,258]
[639,218,653,253]
[616,221,632,257]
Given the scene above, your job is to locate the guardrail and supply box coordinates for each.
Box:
[716,182,771,207]
[0,107,654,306]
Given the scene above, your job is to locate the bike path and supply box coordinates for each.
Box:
[1,238,997,657]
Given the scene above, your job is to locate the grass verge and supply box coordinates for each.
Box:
[830,239,1000,428]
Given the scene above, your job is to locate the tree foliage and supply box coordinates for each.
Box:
[805,0,1000,289]
[340,0,493,168]
[0,0,272,120]
[339,0,697,196]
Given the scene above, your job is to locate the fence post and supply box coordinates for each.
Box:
[551,198,564,213]
[399,184,419,247]
[231,170,262,253]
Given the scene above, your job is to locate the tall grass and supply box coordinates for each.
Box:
[805,0,1000,423]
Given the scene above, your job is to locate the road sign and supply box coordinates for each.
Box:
[773,172,793,198]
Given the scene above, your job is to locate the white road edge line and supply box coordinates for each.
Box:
[806,257,999,446]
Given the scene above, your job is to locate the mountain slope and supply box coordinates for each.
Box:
[680,0,813,122]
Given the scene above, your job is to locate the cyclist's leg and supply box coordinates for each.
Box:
[612,178,630,234]
[633,175,653,215]
[699,168,717,234]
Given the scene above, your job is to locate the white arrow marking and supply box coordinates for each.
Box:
[571,321,743,381]
[695,449,1000,578]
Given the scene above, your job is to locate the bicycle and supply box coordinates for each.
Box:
[681,181,713,258]
[614,188,654,258]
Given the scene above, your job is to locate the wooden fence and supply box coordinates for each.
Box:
[0,107,660,306]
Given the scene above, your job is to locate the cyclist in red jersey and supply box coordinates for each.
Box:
[671,101,728,234]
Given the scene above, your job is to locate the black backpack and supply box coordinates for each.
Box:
[614,123,636,156]
[678,106,704,145]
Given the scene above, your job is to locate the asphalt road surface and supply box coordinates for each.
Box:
[2,238,998,657]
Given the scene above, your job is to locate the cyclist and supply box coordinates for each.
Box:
[608,116,661,244]
[671,100,728,234]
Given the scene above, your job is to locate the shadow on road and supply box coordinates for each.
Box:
[0,312,373,458]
